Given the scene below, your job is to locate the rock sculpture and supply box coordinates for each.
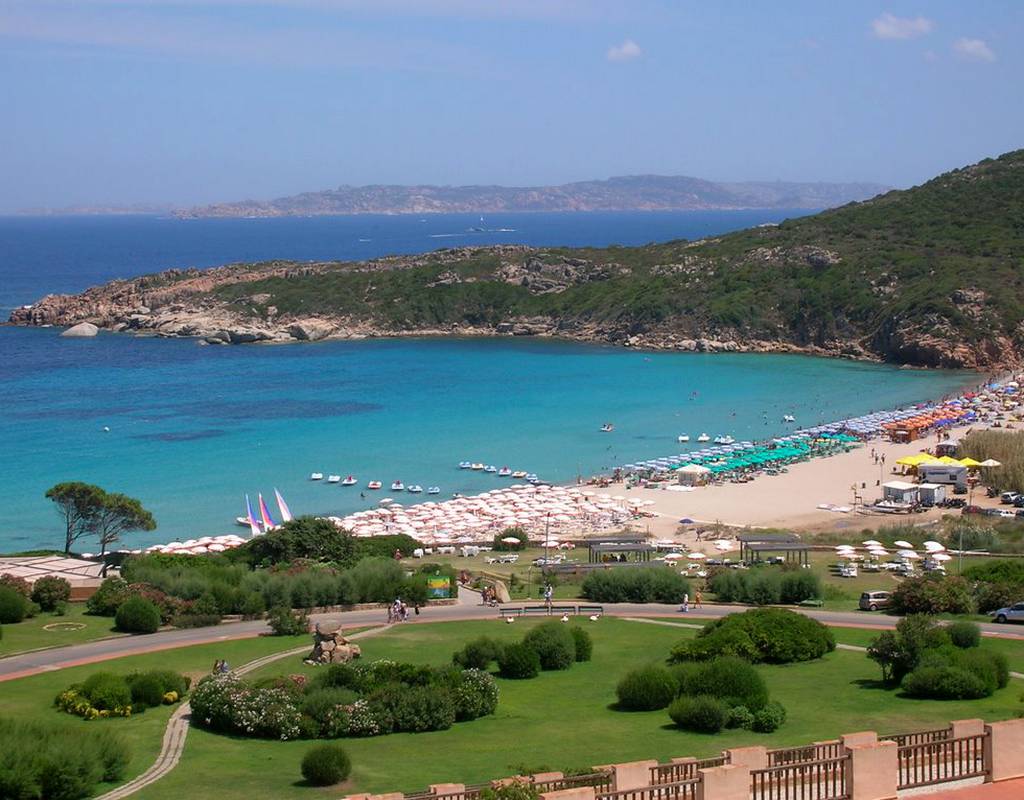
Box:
[305,621,361,665]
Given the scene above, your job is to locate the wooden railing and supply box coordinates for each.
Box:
[597,777,700,800]
[750,757,849,800]
[896,733,988,790]
[534,772,613,793]
[649,756,727,785]
[880,726,950,747]
[766,742,844,767]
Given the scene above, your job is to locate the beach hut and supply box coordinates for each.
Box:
[882,481,920,504]
[918,483,946,506]
[677,463,711,486]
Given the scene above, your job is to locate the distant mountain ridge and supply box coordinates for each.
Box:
[174,175,889,218]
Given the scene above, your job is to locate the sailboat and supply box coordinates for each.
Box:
[244,494,263,537]
[274,488,293,523]
[257,493,277,531]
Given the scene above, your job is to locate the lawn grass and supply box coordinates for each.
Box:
[0,633,310,796]
[133,618,1021,800]
[0,603,126,657]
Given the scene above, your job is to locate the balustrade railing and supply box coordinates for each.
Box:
[648,755,727,785]
[896,733,988,790]
[751,757,849,800]
[597,778,700,800]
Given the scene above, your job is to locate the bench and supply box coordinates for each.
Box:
[498,604,604,618]
[798,598,824,607]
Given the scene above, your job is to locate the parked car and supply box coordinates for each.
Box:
[1001,491,1019,504]
[992,602,1024,624]
[961,505,983,515]
[1014,495,1024,508]
[860,591,892,612]
[1016,510,1024,519]
[983,507,1004,516]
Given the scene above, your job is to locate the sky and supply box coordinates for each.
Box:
[0,1,1021,211]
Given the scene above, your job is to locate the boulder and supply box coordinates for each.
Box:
[61,322,99,338]
[288,320,336,341]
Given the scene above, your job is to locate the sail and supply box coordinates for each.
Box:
[258,493,277,530]
[274,488,293,523]
[245,494,262,537]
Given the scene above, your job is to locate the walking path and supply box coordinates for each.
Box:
[2,602,1022,682]
[94,626,387,800]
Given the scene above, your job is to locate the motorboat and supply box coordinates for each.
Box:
[484,465,498,474]
[525,473,539,483]
[341,476,357,486]
[458,461,472,469]
[427,486,441,495]
[497,466,512,477]
[511,470,528,479]
[390,480,405,491]
[783,415,796,423]
[470,462,485,470]
[235,516,251,527]
[600,423,614,432]
[714,435,735,445]
[407,485,423,493]
[310,472,324,480]
[367,480,382,490]
[379,498,394,506]
[327,475,341,484]
[677,434,690,443]
[696,434,710,443]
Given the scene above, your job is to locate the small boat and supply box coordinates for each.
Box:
[390,480,405,491]
[525,473,539,483]
[497,466,512,477]
[407,485,423,493]
[327,474,341,484]
[484,465,498,474]
[470,463,485,470]
[677,434,690,443]
[341,476,357,486]
[379,497,394,506]
[427,486,441,495]
[600,423,614,432]
[783,414,795,423]
[697,434,710,443]
[511,470,528,479]
[458,461,472,469]
[310,472,324,481]
[367,480,382,490]
[235,516,251,527]
[714,435,735,445]
[452,492,465,499]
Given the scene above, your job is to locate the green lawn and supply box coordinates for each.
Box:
[0,603,126,657]
[132,618,1020,800]
[0,633,310,796]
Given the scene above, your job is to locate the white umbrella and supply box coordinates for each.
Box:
[863,540,882,546]
[979,459,1002,468]
[687,552,706,560]
[901,552,921,560]
[664,553,683,561]
[501,536,521,544]
[893,540,914,548]
[932,553,952,562]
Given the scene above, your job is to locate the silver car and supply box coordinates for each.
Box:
[993,602,1024,624]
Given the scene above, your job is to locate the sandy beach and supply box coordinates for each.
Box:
[604,427,992,542]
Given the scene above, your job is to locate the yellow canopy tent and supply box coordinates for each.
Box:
[959,457,982,468]
[938,455,964,465]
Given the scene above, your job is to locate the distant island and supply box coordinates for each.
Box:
[12,150,1022,369]
[172,175,889,218]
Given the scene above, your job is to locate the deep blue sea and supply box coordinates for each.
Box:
[0,212,977,551]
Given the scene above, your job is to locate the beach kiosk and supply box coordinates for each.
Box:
[882,481,920,504]
[677,463,711,486]
[918,464,967,488]
[917,483,946,506]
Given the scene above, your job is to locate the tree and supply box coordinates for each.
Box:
[45,482,106,554]
[241,516,356,566]
[94,493,156,574]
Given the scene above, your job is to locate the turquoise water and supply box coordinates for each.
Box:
[0,211,978,551]
[0,330,975,551]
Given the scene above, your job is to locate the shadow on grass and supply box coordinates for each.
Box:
[851,677,892,691]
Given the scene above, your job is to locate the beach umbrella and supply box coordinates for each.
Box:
[893,540,914,548]
[932,553,952,562]
[980,459,1002,468]
[500,536,521,544]
[687,552,706,560]
[863,540,881,546]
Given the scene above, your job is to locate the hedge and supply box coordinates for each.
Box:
[668,695,728,733]
[670,609,835,664]
[301,744,352,786]
[522,622,576,670]
[615,665,678,711]
[581,568,689,604]
[498,642,542,679]
[115,596,161,633]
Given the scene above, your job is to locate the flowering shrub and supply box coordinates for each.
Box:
[344,698,391,737]
[55,669,187,719]
[450,669,499,721]
[55,688,132,720]
[190,675,305,740]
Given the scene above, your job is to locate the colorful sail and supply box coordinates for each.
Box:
[258,493,277,530]
[274,488,293,523]
[245,494,262,537]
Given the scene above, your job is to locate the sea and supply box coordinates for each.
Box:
[0,211,978,552]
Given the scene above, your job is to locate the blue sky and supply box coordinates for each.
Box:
[1,1,1021,210]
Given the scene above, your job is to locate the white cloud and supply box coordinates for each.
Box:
[871,12,934,40]
[953,37,996,62]
[606,38,641,62]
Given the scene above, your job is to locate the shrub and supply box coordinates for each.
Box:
[449,669,499,721]
[746,572,781,606]
[498,642,541,679]
[680,657,769,711]
[581,568,689,604]
[190,675,304,739]
[31,576,71,612]
[480,781,541,800]
[963,558,1024,585]
[0,574,31,598]
[139,669,190,696]
[87,577,131,616]
[522,621,576,670]
[902,666,989,700]
[82,672,132,711]
[300,744,352,786]
[751,701,787,733]
[0,718,131,800]
[780,571,822,604]
[668,695,728,733]
[670,609,834,664]
[128,673,166,710]
[725,705,755,729]
[115,596,161,633]
[890,575,974,615]
[380,685,456,733]
[570,626,593,662]
[948,621,981,649]
[453,636,505,670]
[975,582,1020,614]
[0,586,28,624]
[616,665,678,711]
[867,615,950,684]
[268,606,309,636]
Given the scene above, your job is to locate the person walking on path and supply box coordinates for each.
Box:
[680,592,689,613]
[694,589,702,608]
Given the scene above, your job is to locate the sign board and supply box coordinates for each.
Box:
[427,576,451,599]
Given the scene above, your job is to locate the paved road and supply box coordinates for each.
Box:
[2,601,1021,681]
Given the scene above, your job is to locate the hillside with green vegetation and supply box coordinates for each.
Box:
[12,150,1024,368]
